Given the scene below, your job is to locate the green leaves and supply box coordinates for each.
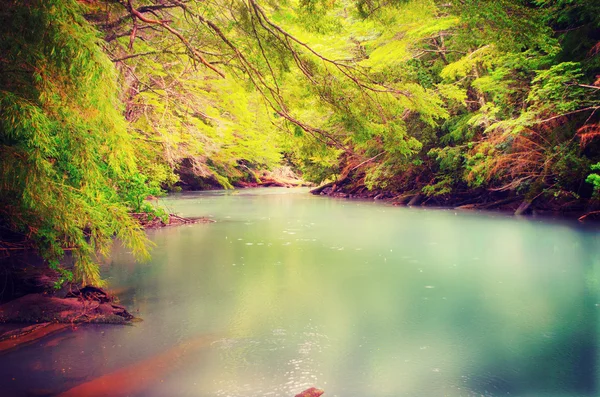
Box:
[0,0,151,285]
[586,163,600,197]
[528,62,586,113]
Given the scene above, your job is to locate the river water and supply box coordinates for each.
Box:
[1,188,599,396]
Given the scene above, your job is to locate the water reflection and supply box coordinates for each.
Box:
[0,188,598,396]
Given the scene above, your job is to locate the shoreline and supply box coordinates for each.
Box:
[0,213,213,352]
[310,183,600,223]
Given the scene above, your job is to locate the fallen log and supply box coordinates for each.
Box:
[455,197,519,210]
[310,181,335,195]
[515,200,532,216]
[389,193,414,205]
[131,213,214,229]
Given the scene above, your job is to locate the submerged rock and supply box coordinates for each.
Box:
[295,387,325,397]
[57,334,216,397]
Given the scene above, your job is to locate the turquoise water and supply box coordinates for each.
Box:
[1,188,599,396]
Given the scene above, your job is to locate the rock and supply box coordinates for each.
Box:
[295,387,324,397]
[175,158,224,191]
[0,294,135,324]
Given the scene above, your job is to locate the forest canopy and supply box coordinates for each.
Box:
[1,0,599,284]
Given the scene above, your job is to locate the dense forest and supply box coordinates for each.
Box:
[1,0,599,285]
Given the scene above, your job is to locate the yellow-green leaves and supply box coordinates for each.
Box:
[440,45,497,81]
[0,0,151,285]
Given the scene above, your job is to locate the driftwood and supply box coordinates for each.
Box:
[514,200,532,216]
[310,174,353,196]
[132,213,214,229]
[66,286,112,303]
[578,210,600,221]
[389,193,415,205]
[455,197,519,210]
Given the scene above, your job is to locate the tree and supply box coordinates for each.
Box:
[0,0,150,285]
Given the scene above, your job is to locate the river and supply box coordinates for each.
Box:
[1,188,599,396]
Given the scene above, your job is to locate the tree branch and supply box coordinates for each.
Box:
[126,0,225,78]
[111,50,187,62]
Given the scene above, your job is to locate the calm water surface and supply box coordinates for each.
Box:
[1,188,599,396]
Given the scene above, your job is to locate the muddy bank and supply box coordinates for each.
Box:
[311,180,599,221]
[0,207,215,356]
[0,211,210,326]
[0,284,134,354]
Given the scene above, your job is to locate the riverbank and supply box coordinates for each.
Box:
[176,164,313,190]
[0,212,212,354]
[310,179,600,221]
[0,285,133,356]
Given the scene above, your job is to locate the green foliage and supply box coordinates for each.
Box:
[103,4,285,191]
[528,62,586,113]
[0,0,151,285]
[586,163,600,197]
[422,176,454,196]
